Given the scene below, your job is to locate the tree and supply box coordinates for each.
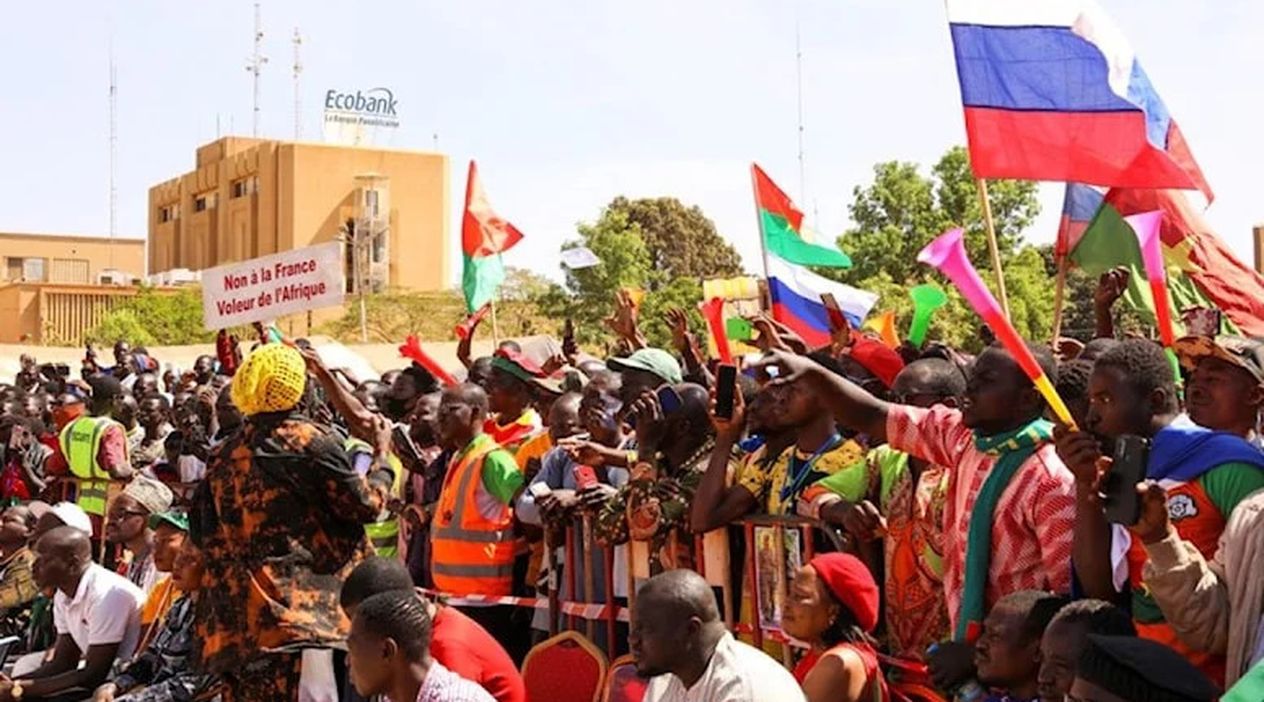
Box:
[827,146,1049,349]
[86,287,215,346]
[540,198,726,349]
[608,196,744,281]
[838,146,1040,284]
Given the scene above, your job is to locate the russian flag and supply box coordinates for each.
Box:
[767,256,878,349]
[1055,183,1104,258]
[947,0,1212,202]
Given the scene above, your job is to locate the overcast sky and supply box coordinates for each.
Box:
[1,0,1259,285]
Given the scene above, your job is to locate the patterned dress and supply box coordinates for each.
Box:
[189,411,390,700]
[113,594,217,702]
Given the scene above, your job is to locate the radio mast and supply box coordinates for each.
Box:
[108,40,117,269]
[245,2,268,136]
[292,27,302,139]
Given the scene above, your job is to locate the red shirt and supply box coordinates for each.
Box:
[431,605,526,702]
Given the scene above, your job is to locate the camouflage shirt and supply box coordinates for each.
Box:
[594,439,743,572]
[189,411,390,674]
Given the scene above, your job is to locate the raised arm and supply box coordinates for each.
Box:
[690,386,757,533]
[755,350,889,443]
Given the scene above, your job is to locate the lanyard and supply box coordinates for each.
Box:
[780,432,842,503]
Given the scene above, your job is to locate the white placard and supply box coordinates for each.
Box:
[201,243,345,330]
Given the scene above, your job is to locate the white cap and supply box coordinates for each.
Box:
[53,502,93,534]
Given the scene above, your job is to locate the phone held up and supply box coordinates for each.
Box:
[714,364,738,420]
[1103,434,1150,526]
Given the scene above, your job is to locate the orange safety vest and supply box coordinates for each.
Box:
[431,436,517,596]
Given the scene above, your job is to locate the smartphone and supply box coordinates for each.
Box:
[1103,435,1150,525]
[657,385,683,415]
[820,293,848,330]
[528,481,553,499]
[573,464,599,492]
[715,364,738,420]
[391,423,424,468]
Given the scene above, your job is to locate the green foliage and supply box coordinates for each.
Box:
[540,197,734,350]
[828,146,1050,351]
[86,309,157,347]
[85,287,215,346]
[317,287,549,343]
[609,196,744,280]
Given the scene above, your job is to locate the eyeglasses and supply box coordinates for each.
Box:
[108,509,148,520]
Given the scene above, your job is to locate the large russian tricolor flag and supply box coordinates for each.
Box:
[947,0,1213,202]
[767,256,878,349]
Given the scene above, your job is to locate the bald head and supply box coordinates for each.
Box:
[38,525,92,561]
[33,525,93,593]
[631,568,726,677]
[638,568,720,624]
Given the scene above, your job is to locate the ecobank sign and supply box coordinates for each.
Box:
[326,87,399,142]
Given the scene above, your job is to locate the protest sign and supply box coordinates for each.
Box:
[201,242,345,330]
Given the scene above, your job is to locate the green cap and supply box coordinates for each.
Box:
[149,510,189,532]
[606,348,683,385]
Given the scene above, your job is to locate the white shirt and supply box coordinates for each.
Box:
[644,632,806,702]
[53,564,145,660]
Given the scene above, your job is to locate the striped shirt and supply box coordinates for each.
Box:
[887,405,1076,631]
[414,661,497,702]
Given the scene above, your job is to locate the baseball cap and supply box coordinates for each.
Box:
[1173,335,1264,386]
[28,501,93,535]
[606,348,683,386]
[491,349,563,395]
[149,509,189,532]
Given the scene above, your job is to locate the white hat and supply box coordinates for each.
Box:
[29,501,94,535]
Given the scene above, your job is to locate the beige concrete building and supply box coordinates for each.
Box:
[148,137,451,296]
[1,231,145,286]
[0,232,150,343]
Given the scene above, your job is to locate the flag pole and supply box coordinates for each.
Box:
[975,178,1011,318]
[490,298,502,347]
[750,166,772,281]
[1051,254,1070,341]
[750,166,774,315]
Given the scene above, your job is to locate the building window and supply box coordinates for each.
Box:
[51,258,90,284]
[159,206,170,223]
[194,196,207,212]
[231,179,247,198]
[4,257,46,282]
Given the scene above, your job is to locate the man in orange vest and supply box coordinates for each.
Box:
[430,383,525,660]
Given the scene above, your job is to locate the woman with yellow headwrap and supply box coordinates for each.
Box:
[189,343,394,701]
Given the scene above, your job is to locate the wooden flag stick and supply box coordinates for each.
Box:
[975,178,1011,319]
[1051,254,1070,341]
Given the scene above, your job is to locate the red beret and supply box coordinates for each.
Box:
[809,552,880,633]
[846,336,905,389]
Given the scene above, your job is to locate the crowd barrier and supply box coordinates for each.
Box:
[421,513,848,661]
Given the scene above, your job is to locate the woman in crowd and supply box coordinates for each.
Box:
[781,552,888,702]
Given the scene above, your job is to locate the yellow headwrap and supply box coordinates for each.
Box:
[230,343,308,416]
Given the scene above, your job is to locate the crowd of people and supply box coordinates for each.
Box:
[0,273,1262,702]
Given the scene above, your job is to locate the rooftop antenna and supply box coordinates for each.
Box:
[292,27,302,139]
[108,38,117,269]
[245,1,268,137]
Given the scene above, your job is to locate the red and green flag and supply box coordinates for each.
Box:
[1061,184,1264,336]
[751,163,851,268]
[462,161,524,313]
